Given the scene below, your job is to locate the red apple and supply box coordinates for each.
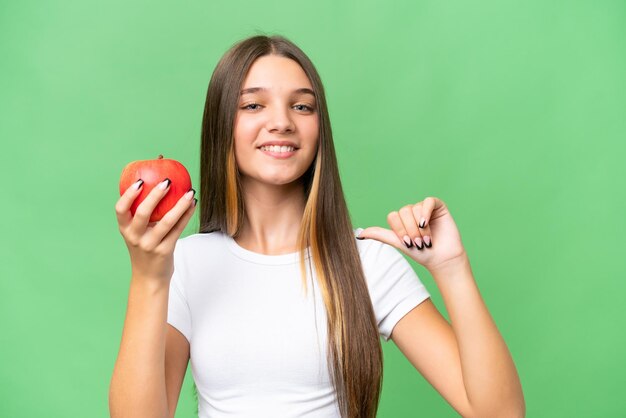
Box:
[119,154,193,222]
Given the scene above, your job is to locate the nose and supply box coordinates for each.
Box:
[266,105,295,134]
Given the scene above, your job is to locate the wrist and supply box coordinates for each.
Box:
[427,252,471,278]
[130,275,170,294]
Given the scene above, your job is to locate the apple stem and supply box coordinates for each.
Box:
[158,154,163,159]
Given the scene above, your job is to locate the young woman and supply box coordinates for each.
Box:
[110,35,525,418]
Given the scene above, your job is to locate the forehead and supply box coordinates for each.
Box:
[241,55,313,91]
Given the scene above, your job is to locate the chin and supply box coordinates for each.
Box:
[256,173,305,186]
[265,177,302,186]
[240,167,308,187]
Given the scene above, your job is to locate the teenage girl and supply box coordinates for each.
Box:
[109,35,525,418]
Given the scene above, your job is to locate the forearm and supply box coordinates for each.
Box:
[429,255,525,418]
[109,278,170,418]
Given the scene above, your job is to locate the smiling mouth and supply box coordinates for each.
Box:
[258,145,298,158]
[258,145,297,152]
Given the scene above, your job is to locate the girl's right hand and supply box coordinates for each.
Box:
[115,178,197,283]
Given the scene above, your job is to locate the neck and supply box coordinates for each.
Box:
[235,177,306,255]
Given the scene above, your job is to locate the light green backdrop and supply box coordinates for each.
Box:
[1,0,625,417]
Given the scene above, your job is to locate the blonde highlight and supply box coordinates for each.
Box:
[225,145,240,236]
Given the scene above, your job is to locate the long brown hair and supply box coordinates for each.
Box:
[197,34,383,418]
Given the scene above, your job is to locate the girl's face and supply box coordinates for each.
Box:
[233,55,319,188]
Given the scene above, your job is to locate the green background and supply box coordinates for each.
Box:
[2,0,625,416]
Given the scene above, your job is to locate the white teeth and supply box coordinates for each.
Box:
[260,145,295,152]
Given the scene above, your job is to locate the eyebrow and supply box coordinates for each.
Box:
[240,87,316,97]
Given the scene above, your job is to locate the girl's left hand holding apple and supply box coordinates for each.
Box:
[356,196,468,273]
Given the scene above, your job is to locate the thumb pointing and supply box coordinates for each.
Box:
[356,226,403,249]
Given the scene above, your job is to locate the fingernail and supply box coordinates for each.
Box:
[158,178,171,190]
[403,235,413,248]
[413,237,423,250]
[419,218,426,228]
[133,179,144,190]
[184,188,196,200]
[423,236,432,247]
[192,198,197,207]
[356,236,365,240]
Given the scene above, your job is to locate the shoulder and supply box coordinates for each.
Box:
[172,231,226,273]
[352,226,417,289]
[171,231,226,287]
[352,226,427,297]
[176,230,224,252]
[352,227,431,340]
[353,227,405,266]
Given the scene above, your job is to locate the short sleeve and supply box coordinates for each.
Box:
[166,239,192,343]
[355,228,431,342]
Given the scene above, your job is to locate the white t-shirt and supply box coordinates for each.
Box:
[167,227,431,417]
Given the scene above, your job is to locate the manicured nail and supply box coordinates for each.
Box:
[133,179,144,190]
[423,236,432,247]
[356,236,365,240]
[158,178,171,190]
[192,198,197,207]
[419,218,426,228]
[184,188,196,200]
[413,237,423,249]
[403,235,413,248]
